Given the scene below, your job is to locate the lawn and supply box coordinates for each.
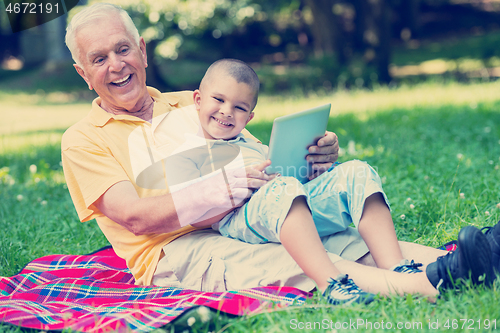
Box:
[1,81,500,332]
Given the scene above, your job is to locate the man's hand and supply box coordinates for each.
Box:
[306,131,339,181]
[94,160,277,234]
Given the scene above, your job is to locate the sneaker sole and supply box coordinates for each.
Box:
[458,226,492,286]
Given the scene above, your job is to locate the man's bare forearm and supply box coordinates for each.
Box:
[97,173,235,235]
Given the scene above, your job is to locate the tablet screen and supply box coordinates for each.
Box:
[265,104,331,183]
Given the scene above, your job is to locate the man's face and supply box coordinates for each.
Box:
[194,74,255,140]
[73,14,149,113]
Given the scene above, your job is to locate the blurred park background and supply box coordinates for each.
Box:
[2,0,500,97]
[2,2,500,331]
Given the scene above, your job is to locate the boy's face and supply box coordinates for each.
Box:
[194,74,255,140]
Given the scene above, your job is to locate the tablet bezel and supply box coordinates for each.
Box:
[265,103,331,183]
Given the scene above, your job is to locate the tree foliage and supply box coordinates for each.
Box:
[81,0,399,89]
[3,0,500,92]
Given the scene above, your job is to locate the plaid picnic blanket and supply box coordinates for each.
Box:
[0,246,309,332]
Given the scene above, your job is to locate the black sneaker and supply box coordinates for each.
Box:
[391,259,423,274]
[323,274,375,306]
[426,226,492,290]
[482,221,500,276]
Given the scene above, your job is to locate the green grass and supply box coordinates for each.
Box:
[1,82,500,332]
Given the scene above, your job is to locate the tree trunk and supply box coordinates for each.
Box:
[400,0,421,38]
[352,0,367,51]
[145,39,172,92]
[362,0,392,83]
[303,0,347,64]
[44,16,72,68]
[0,13,4,61]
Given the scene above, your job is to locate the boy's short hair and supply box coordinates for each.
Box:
[201,59,260,110]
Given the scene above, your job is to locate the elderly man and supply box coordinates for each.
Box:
[62,2,494,299]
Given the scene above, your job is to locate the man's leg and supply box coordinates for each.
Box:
[154,228,329,292]
[398,241,448,270]
[351,226,493,296]
[335,259,438,297]
[357,241,448,271]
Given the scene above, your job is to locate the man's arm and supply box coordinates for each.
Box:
[94,160,273,235]
[94,177,230,235]
[306,131,339,180]
[95,181,181,235]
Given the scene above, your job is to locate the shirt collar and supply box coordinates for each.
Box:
[184,133,247,147]
[225,133,247,143]
[147,86,180,106]
[88,86,181,127]
[206,133,247,147]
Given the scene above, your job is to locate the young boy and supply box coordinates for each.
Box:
[164,59,493,304]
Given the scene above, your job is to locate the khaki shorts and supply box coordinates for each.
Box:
[153,227,368,292]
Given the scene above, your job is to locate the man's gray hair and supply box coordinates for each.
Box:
[201,59,260,109]
[65,3,140,65]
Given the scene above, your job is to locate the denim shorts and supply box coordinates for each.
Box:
[216,160,390,244]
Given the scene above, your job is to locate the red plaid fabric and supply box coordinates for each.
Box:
[0,246,309,332]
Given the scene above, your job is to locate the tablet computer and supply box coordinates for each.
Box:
[265,103,331,183]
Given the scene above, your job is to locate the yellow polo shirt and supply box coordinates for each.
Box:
[62,87,257,285]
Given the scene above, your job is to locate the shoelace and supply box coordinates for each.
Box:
[400,260,423,271]
[337,275,362,294]
[392,259,423,273]
[326,275,375,305]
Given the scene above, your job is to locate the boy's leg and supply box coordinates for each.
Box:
[217,176,358,293]
[357,192,404,269]
[305,160,408,270]
[280,196,342,292]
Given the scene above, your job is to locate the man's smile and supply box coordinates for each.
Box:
[111,74,132,87]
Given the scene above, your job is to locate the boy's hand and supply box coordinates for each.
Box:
[245,159,275,188]
[306,131,339,180]
[224,160,275,206]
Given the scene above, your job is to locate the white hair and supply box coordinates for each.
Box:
[65,3,140,65]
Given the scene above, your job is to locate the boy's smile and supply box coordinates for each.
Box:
[194,74,255,140]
